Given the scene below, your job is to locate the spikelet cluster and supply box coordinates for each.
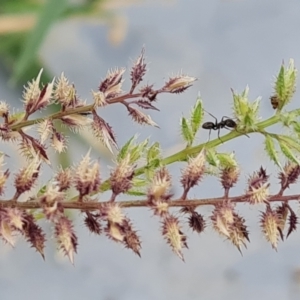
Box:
[246,167,270,204]
[211,202,249,253]
[3,50,300,266]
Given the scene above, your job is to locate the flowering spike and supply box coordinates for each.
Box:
[220,166,240,193]
[37,119,53,144]
[6,208,25,231]
[260,206,281,250]
[135,100,159,111]
[211,203,234,239]
[23,70,54,116]
[110,154,135,198]
[22,212,46,259]
[51,130,67,153]
[39,184,65,220]
[0,101,9,119]
[286,208,298,238]
[122,219,141,256]
[14,156,41,197]
[180,150,206,198]
[54,73,73,105]
[54,168,72,192]
[211,203,249,252]
[100,203,141,255]
[229,213,250,253]
[92,90,107,107]
[188,212,206,234]
[74,150,101,198]
[23,69,43,114]
[127,106,159,127]
[279,162,300,192]
[55,216,78,264]
[105,221,125,242]
[139,84,156,100]
[147,167,172,202]
[130,48,147,93]
[0,154,9,196]
[163,74,197,93]
[0,209,15,247]
[275,203,289,239]
[18,134,49,164]
[246,167,270,204]
[149,198,170,217]
[99,68,125,99]
[84,212,101,235]
[162,215,187,261]
[92,113,118,153]
[100,203,125,224]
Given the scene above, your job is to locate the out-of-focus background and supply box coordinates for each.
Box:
[1,0,300,299]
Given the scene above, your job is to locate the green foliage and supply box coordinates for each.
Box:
[273,59,297,111]
[0,0,106,84]
[264,135,281,169]
[180,97,203,146]
[279,140,300,165]
[190,97,203,136]
[180,117,194,146]
[117,136,149,164]
[232,86,261,131]
[12,0,68,84]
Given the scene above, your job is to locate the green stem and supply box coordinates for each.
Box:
[99,108,300,192]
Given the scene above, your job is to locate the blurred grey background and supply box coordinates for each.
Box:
[1,0,300,299]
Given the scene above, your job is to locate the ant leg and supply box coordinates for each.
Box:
[217,128,224,143]
[207,129,212,142]
[204,110,218,122]
[226,126,250,138]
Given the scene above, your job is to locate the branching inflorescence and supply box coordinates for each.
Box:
[0,50,300,263]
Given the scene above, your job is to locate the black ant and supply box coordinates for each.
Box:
[202,111,244,142]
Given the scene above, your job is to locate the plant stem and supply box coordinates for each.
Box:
[2,193,299,210]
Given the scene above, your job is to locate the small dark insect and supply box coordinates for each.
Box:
[202,111,238,142]
[270,95,279,109]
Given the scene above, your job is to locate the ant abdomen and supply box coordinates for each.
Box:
[202,122,216,130]
[223,119,237,129]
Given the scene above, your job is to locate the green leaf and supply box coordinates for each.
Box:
[276,135,300,153]
[251,97,261,119]
[190,98,203,135]
[264,135,281,168]
[130,139,149,164]
[0,0,40,13]
[147,142,161,164]
[276,64,285,101]
[274,59,297,110]
[232,86,249,117]
[118,136,136,161]
[126,190,146,196]
[279,141,300,165]
[117,136,148,163]
[293,122,300,135]
[180,117,193,146]
[280,112,298,127]
[11,0,68,84]
[205,148,219,167]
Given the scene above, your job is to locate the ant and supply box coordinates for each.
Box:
[202,111,243,142]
